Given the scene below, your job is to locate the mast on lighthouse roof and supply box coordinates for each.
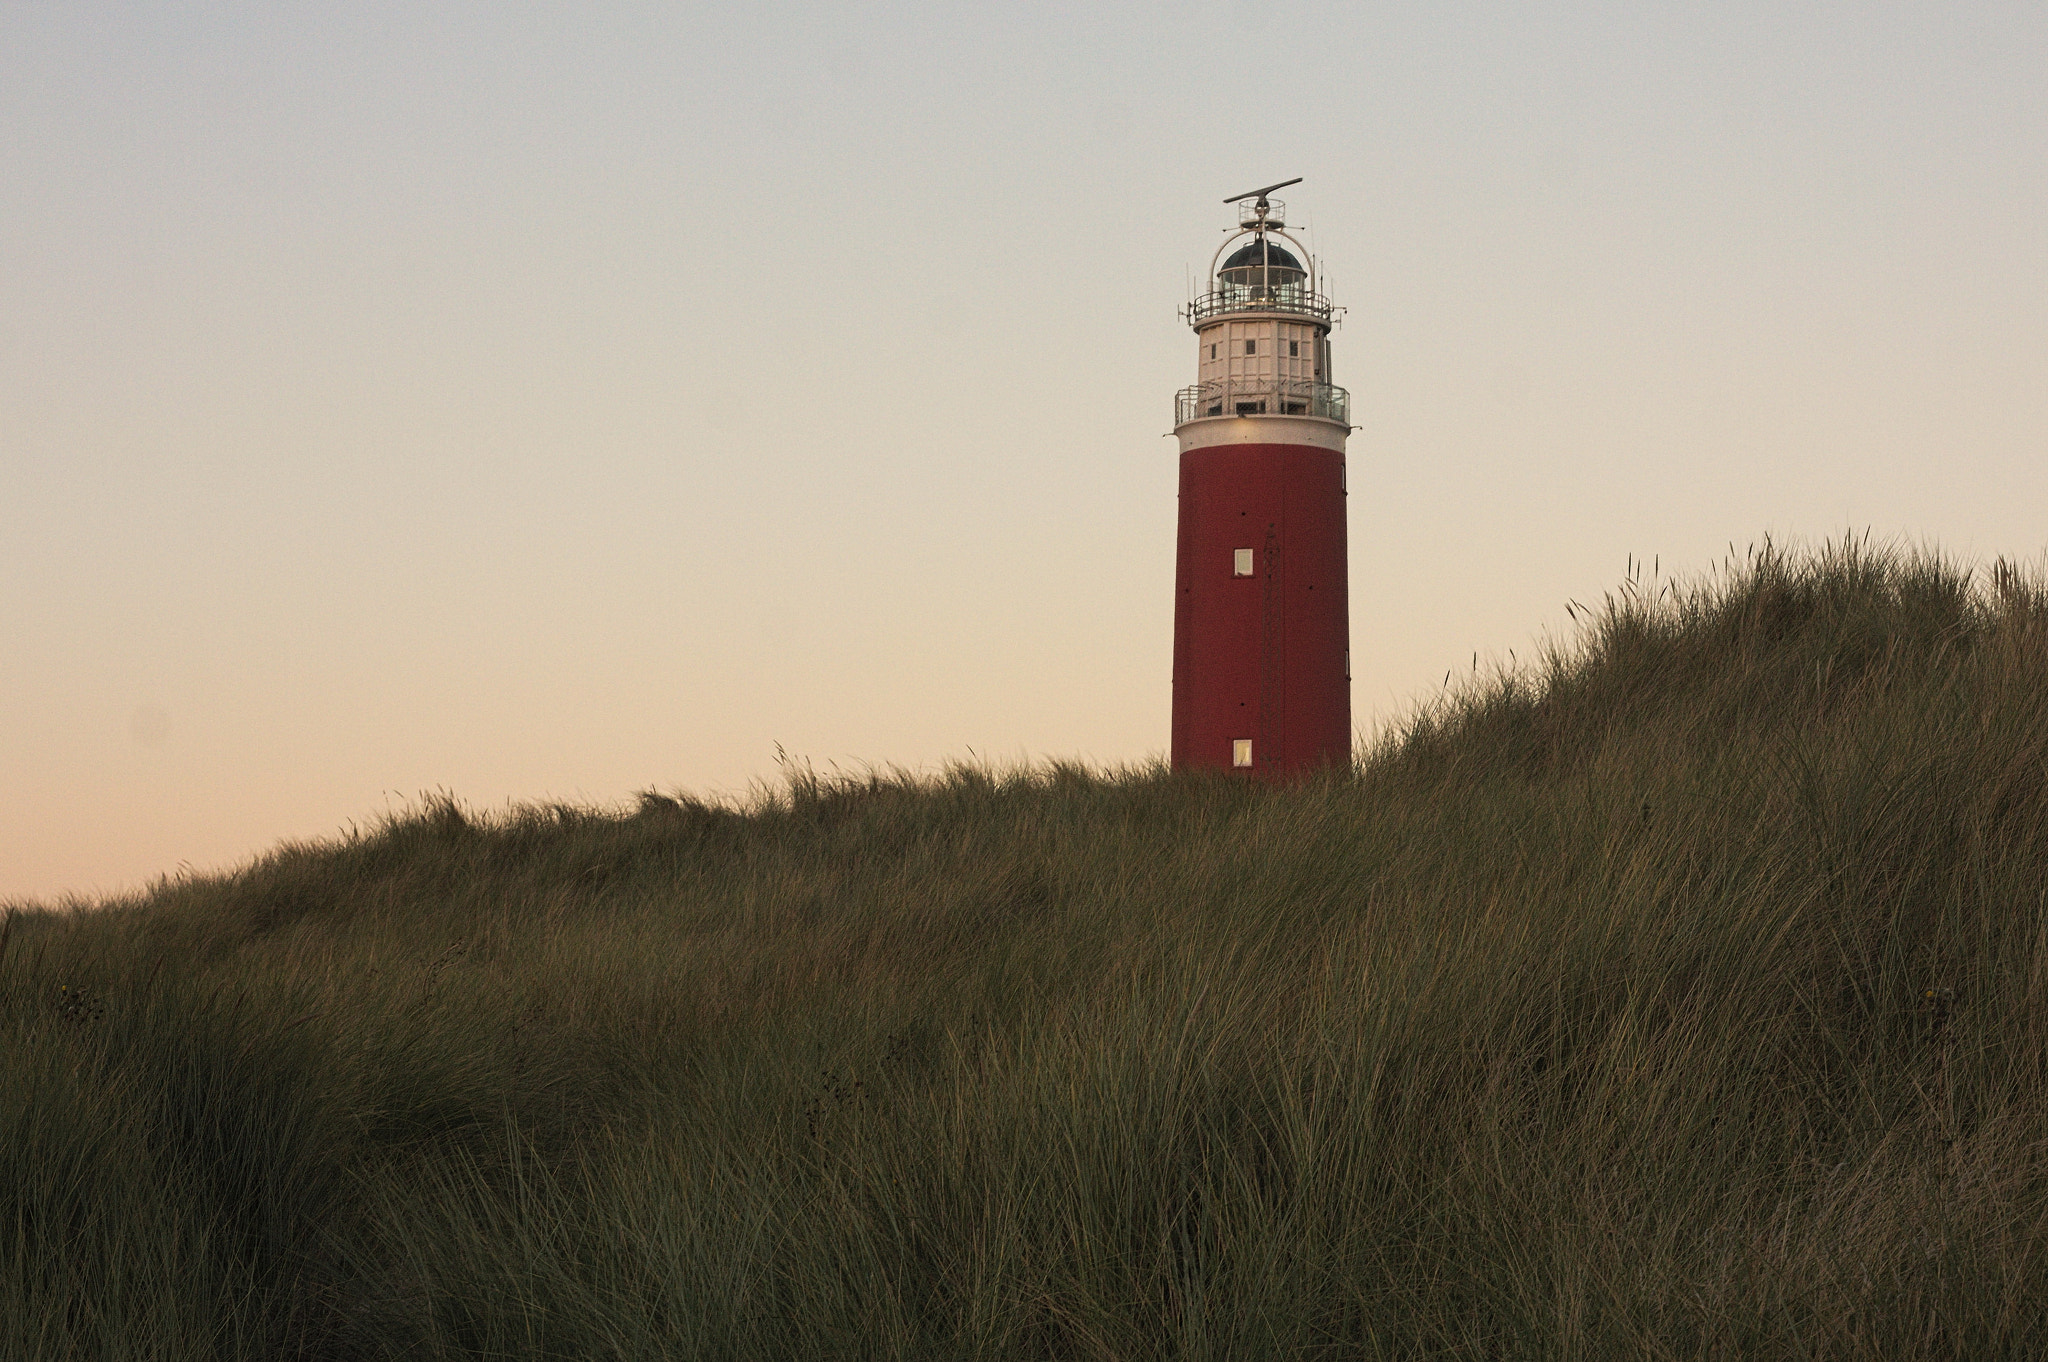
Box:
[1168,180,1353,778]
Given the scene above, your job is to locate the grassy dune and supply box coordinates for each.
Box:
[9,539,2048,1359]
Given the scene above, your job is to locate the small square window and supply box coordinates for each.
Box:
[1232,739,1253,768]
[1289,340,1299,357]
[1233,548,1254,577]
[1245,339,1257,355]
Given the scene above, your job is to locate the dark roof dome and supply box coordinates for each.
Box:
[1221,237,1304,273]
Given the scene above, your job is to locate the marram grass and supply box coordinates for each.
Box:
[9,539,2048,1359]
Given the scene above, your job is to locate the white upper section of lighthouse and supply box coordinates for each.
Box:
[1175,181,1351,440]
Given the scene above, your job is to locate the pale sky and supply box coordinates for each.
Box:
[5,2,2044,904]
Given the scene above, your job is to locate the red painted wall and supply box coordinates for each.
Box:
[1171,441,1350,777]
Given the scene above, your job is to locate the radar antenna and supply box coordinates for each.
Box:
[1223,177,1303,207]
[1223,177,1303,229]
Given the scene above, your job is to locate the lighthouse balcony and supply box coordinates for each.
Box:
[1175,378,1350,427]
[1186,284,1336,324]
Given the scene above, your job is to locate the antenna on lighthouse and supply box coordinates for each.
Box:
[1223,177,1303,228]
[1223,177,1302,207]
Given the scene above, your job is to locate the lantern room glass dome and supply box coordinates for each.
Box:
[1186,228,1335,325]
[1219,239,1305,275]
[1218,237,1307,294]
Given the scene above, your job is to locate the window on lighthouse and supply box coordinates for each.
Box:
[1233,548,1254,577]
[1232,740,1254,768]
[1245,339,1257,355]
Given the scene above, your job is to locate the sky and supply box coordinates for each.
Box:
[4,1,2044,905]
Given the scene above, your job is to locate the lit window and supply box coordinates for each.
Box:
[1289,340,1299,357]
[1233,548,1254,577]
[1232,739,1253,767]
[1245,339,1257,355]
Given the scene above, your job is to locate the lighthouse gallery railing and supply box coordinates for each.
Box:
[1186,284,1337,324]
[1175,378,1350,427]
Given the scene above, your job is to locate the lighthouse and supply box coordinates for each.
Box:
[1171,180,1352,777]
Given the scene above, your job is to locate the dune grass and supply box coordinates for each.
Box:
[8,537,2048,1358]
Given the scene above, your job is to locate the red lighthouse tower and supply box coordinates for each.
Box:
[1171,180,1352,778]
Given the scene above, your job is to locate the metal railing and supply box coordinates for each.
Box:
[1186,284,1337,324]
[1239,197,1286,228]
[1175,379,1350,427]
